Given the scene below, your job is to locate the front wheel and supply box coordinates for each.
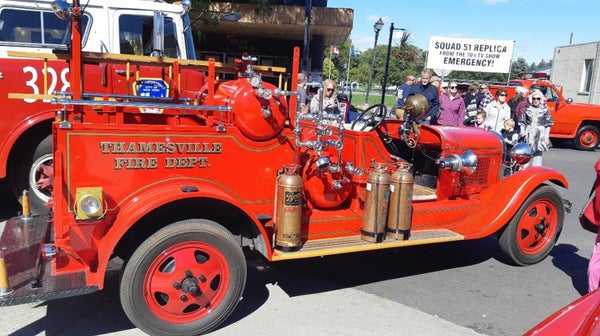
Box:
[498,185,564,266]
[120,219,247,336]
[573,125,600,150]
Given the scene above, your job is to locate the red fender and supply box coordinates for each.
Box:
[0,109,55,177]
[94,178,271,289]
[458,166,568,239]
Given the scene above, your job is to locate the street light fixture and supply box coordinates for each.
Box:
[381,22,406,105]
[364,18,384,106]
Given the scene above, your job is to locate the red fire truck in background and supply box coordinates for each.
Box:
[0,1,571,335]
[0,0,198,214]
[491,79,600,151]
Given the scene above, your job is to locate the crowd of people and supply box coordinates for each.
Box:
[396,70,554,168]
[297,70,555,169]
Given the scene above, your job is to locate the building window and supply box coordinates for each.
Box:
[582,59,594,92]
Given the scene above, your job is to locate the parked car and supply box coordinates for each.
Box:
[524,289,600,336]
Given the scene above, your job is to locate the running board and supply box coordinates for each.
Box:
[272,229,464,261]
[0,215,96,306]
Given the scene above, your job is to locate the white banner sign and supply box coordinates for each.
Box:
[426,37,514,73]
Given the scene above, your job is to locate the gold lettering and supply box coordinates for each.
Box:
[164,157,210,169]
[114,157,159,169]
[113,142,125,153]
[101,141,223,157]
[137,142,154,153]
[155,142,165,153]
[99,142,111,154]
[126,142,137,153]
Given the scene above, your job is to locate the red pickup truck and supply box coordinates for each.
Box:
[491,79,600,150]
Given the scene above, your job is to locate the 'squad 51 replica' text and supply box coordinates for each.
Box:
[0,1,569,335]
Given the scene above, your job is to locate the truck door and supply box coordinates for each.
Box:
[540,84,573,136]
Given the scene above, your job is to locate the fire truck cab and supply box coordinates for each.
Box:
[0,0,196,214]
[0,1,570,335]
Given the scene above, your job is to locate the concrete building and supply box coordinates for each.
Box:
[552,41,600,104]
[193,1,353,84]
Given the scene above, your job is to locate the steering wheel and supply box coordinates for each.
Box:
[350,103,388,131]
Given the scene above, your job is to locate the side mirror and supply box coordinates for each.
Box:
[152,12,165,57]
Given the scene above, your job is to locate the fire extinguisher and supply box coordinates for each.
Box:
[274,164,304,251]
[386,162,414,240]
[361,163,391,243]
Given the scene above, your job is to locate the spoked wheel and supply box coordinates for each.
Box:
[498,185,564,266]
[574,125,600,150]
[350,103,387,131]
[120,219,247,336]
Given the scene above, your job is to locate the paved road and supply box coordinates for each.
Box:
[0,142,597,336]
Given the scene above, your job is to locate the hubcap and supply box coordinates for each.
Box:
[30,154,54,202]
[581,130,598,148]
[517,199,557,254]
[144,241,230,323]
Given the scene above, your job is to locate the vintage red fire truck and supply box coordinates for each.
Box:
[0,0,198,214]
[491,79,600,151]
[0,1,570,335]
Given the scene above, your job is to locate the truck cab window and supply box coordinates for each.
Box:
[0,8,89,46]
[545,86,559,102]
[119,14,178,58]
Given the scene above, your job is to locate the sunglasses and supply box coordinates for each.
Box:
[499,94,507,97]
[532,97,541,101]
[449,86,457,89]
[480,87,488,90]
[326,88,335,91]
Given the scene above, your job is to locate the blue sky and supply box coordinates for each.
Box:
[327,0,599,65]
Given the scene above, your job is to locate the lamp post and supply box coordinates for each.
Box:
[381,22,406,105]
[364,18,384,106]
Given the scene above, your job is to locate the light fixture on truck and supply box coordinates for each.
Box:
[51,1,71,20]
[438,150,477,175]
[75,187,104,220]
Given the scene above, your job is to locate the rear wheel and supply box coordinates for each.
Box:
[120,219,246,336]
[498,185,564,266]
[10,135,53,214]
[574,125,600,150]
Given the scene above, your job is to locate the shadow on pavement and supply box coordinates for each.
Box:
[550,243,590,295]
[4,233,580,335]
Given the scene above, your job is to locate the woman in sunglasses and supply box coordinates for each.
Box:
[521,90,554,167]
[437,81,466,126]
[310,79,340,114]
[483,88,511,133]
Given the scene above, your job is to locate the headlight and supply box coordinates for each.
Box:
[75,187,104,220]
[439,150,477,175]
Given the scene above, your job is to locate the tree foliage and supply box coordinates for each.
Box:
[326,35,551,87]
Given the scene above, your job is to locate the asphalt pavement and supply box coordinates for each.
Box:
[0,239,484,336]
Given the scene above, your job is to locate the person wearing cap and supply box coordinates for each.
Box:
[520,89,554,167]
[508,86,527,119]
